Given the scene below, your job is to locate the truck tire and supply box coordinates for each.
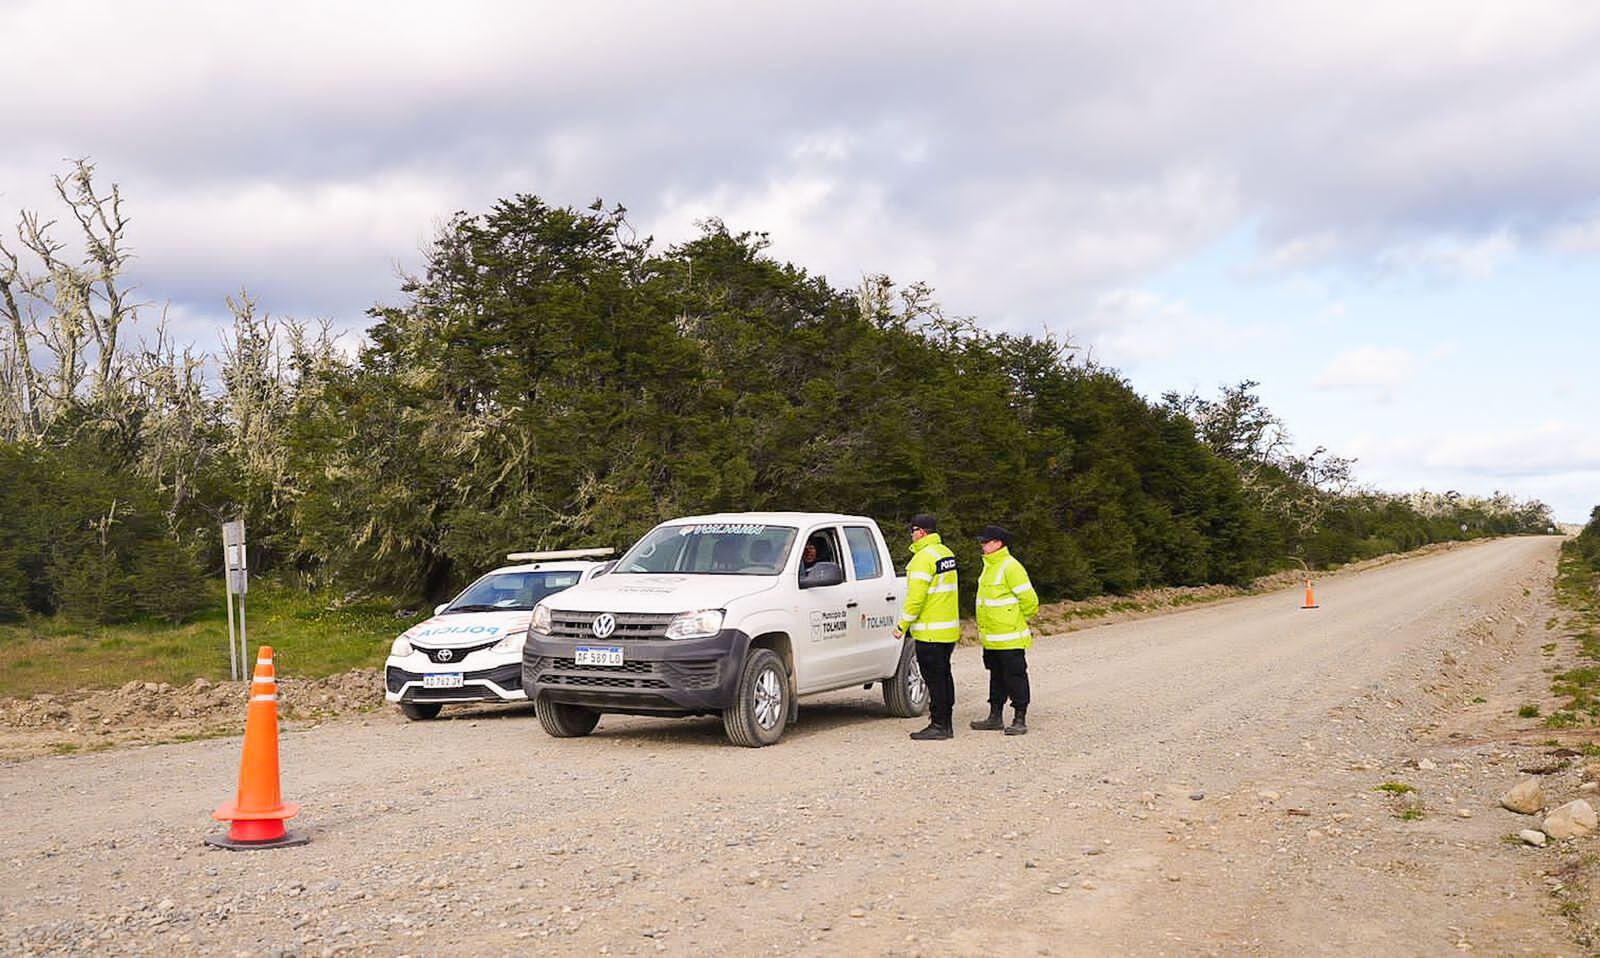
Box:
[882,639,930,718]
[535,696,601,738]
[400,701,442,721]
[722,648,788,747]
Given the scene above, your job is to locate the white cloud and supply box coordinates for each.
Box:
[1313,347,1416,396]
[1080,290,1246,364]
[1342,424,1600,522]
[1375,230,1518,281]
[1348,422,1600,479]
[1423,421,1600,477]
[1547,214,1600,253]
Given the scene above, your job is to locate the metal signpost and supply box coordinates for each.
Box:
[222,520,249,681]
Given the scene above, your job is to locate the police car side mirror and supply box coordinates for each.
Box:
[434,603,449,616]
[799,561,845,588]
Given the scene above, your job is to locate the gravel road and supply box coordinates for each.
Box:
[1,535,1587,956]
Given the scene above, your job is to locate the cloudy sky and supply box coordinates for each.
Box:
[4,1,1597,521]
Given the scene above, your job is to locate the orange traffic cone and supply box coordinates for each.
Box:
[1301,578,1319,610]
[206,646,308,849]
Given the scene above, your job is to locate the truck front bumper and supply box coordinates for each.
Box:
[523,628,750,716]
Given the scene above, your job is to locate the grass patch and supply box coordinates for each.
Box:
[0,579,402,698]
[1546,545,1600,731]
[1520,704,1543,718]
[1377,781,1425,819]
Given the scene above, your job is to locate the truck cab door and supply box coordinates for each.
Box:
[795,525,854,693]
[840,523,901,681]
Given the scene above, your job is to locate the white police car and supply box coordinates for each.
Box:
[384,549,614,720]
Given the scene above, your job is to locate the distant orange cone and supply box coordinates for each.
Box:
[207,646,308,850]
[1302,579,1319,610]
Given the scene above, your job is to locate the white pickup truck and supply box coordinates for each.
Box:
[522,512,928,746]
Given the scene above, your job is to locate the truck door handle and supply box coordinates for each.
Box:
[846,601,859,609]
[885,594,897,602]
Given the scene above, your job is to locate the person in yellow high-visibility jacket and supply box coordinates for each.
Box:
[894,513,960,740]
[970,524,1039,735]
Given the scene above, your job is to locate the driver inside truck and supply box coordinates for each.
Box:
[802,534,831,569]
[710,537,744,571]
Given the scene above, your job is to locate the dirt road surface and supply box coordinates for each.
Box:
[2,536,1590,956]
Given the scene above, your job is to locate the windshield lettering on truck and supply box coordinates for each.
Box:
[678,523,767,536]
[619,524,798,575]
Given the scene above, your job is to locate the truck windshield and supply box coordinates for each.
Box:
[443,570,584,612]
[616,523,798,575]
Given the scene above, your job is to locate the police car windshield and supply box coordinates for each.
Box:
[442,570,584,613]
[616,523,797,575]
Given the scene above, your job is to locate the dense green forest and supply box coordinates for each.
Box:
[0,165,1556,623]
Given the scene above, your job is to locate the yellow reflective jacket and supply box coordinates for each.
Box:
[897,533,960,643]
[975,546,1038,650]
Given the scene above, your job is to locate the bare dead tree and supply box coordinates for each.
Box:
[54,160,137,400]
[0,241,43,439]
[0,159,142,440]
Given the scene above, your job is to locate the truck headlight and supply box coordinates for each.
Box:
[665,609,724,640]
[530,602,552,635]
[492,630,525,654]
[390,636,413,657]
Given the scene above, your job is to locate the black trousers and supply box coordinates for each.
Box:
[914,640,955,727]
[982,648,1030,711]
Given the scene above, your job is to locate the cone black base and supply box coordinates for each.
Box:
[205,830,309,851]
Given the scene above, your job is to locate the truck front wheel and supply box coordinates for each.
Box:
[882,639,930,718]
[535,696,601,738]
[723,648,789,747]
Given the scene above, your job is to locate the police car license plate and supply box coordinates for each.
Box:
[575,646,624,666]
[422,673,463,689]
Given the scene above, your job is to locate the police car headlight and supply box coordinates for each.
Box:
[492,630,525,654]
[390,636,413,657]
[530,602,552,635]
[665,609,724,640]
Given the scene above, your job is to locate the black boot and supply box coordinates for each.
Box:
[1004,708,1028,736]
[970,706,1005,731]
[910,722,953,740]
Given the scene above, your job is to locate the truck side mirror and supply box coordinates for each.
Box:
[434,603,449,616]
[799,561,845,588]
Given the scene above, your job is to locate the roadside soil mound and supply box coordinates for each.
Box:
[0,668,382,761]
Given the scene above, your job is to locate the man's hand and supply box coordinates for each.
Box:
[892,628,904,641]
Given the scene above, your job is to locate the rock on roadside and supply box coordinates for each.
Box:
[1500,777,1545,815]
[1541,800,1597,840]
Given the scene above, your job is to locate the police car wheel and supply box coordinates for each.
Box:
[882,639,929,718]
[400,701,442,721]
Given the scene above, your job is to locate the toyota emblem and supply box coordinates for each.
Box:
[591,613,617,639]
[437,648,453,661]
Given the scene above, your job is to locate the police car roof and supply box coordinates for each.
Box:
[483,560,604,576]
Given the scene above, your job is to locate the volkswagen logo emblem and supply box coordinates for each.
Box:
[437,648,453,662]
[591,613,617,639]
